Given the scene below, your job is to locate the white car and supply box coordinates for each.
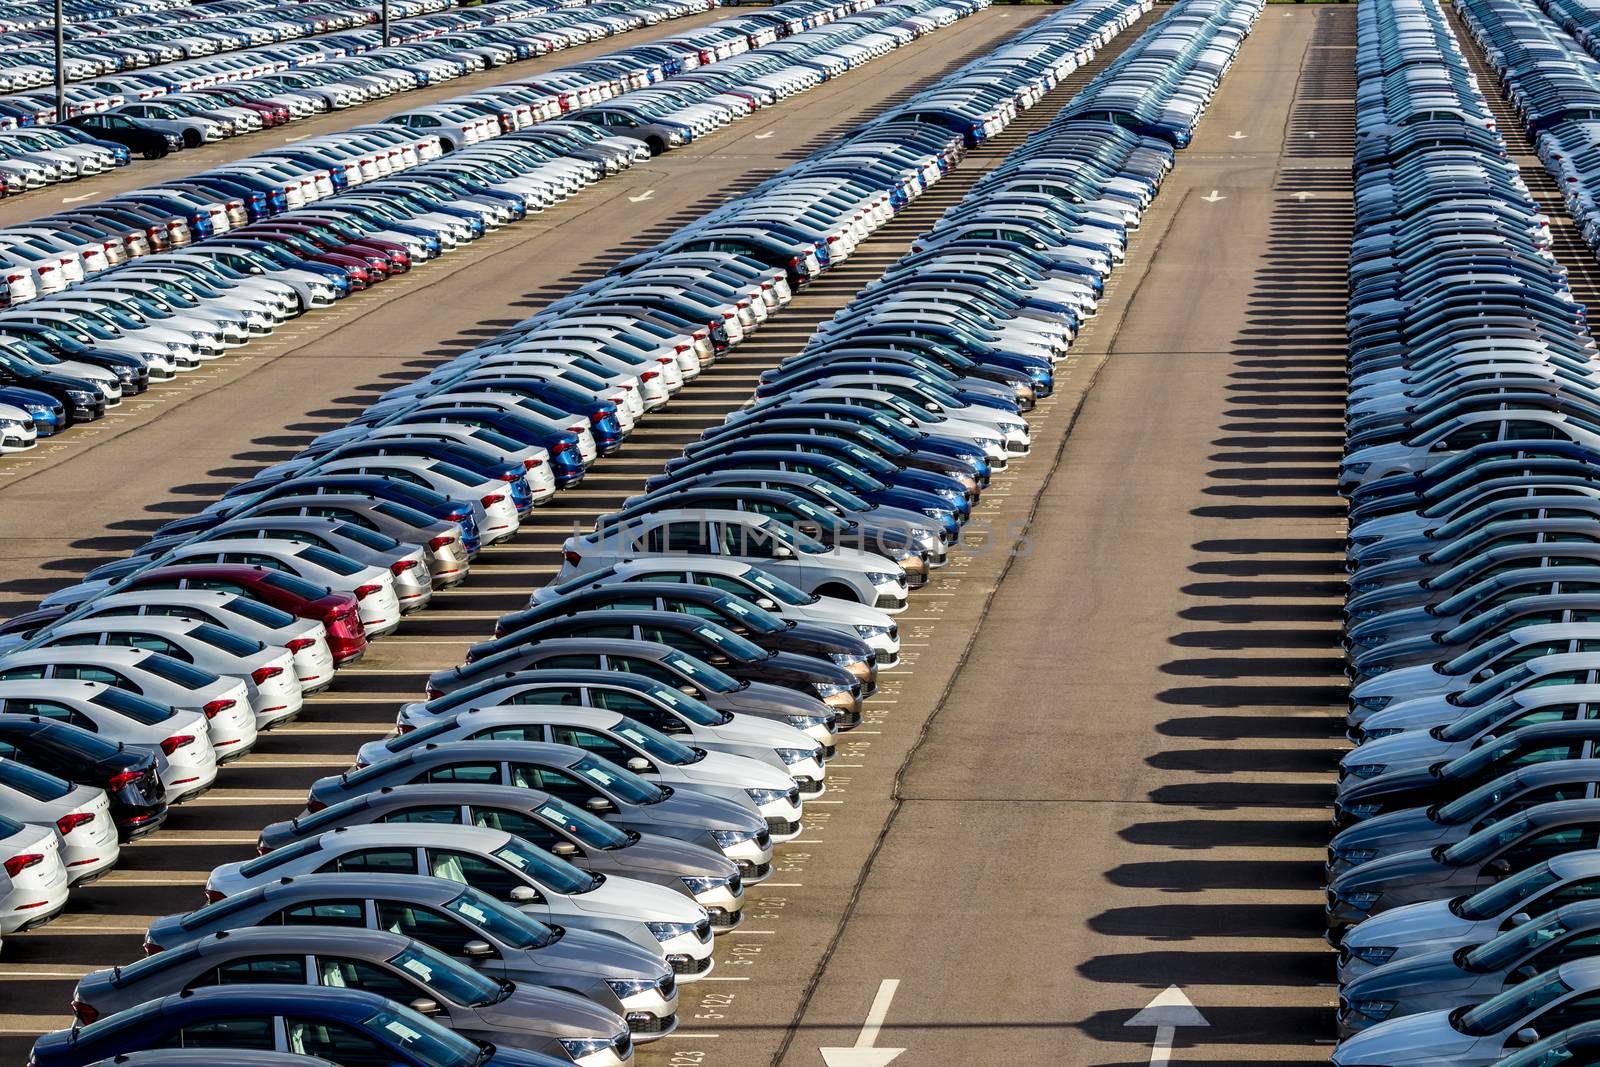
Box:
[0,813,68,933]
[0,402,36,452]
[0,758,118,885]
[559,509,909,613]
[0,680,217,801]
[205,823,718,978]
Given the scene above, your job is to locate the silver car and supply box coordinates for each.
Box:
[0,758,117,885]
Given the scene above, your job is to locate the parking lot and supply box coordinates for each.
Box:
[0,0,1379,1064]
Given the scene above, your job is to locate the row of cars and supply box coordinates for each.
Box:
[1328,0,1600,1063]
[0,0,916,453]
[0,0,691,188]
[3,0,1234,1062]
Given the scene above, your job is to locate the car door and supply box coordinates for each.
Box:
[283,1015,398,1066]
[549,723,651,774]
[423,846,546,914]
[313,953,432,1009]
[470,804,584,862]
[156,1013,278,1050]
[267,899,369,930]
[1,698,97,733]
[589,687,689,736]
[424,761,505,785]
[1492,824,1600,877]
[374,898,491,957]
[187,954,309,990]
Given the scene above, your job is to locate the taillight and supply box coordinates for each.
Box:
[107,770,143,791]
[481,493,505,506]
[204,889,226,904]
[428,534,456,551]
[306,798,327,813]
[523,457,544,469]
[142,940,162,957]
[391,559,420,575]
[251,666,283,685]
[160,735,195,756]
[641,370,658,382]
[354,584,382,600]
[286,638,316,653]
[202,699,235,720]
[552,441,574,454]
[256,839,271,856]
[397,722,416,734]
[563,549,582,566]
[70,1000,97,1024]
[4,853,43,878]
[56,812,95,835]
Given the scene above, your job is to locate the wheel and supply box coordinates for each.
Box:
[814,583,862,604]
[183,130,201,149]
[142,145,164,160]
[646,136,666,156]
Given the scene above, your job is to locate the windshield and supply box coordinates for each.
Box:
[641,683,726,726]
[299,546,363,576]
[1458,863,1562,920]
[386,944,503,1007]
[225,596,297,628]
[90,688,176,725]
[1459,971,1572,1035]
[713,593,785,633]
[1445,814,1534,865]
[1438,772,1534,823]
[799,478,871,512]
[739,566,815,605]
[191,623,263,657]
[442,888,556,949]
[1466,913,1572,971]
[532,797,632,848]
[663,652,739,692]
[140,654,220,690]
[358,1006,480,1067]
[1439,694,1530,742]
[570,753,665,804]
[1456,665,1538,708]
[613,718,699,764]
[490,839,598,895]
[691,622,767,661]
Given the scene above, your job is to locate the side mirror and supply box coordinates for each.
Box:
[923,403,938,412]
[462,940,494,958]
[409,998,442,1016]
[551,841,579,857]
[627,757,652,773]
[678,685,702,697]
[509,884,540,903]
[1510,912,1534,926]
[756,598,778,610]
[1511,964,1540,982]
[774,545,794,559]
[708,654,730,666]
[1514,1027,1540,1046]
[1487,858,1514,875]
[584,797,614,814]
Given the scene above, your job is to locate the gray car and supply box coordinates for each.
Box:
[86,1053,335,1067]
[257,783,748,922]
[230,492,473,587]
[141,874,678,1037]
[70,927,631,1066]
[408,640,840,738]
[1337,900,1600,1039]
[303,740,773,879]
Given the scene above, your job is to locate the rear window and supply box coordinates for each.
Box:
[375,501,436,527]
[262,571,330,599]
[0,813,24,837]
[238,836,324,878]
[39,723,124,761]
[0,758,72,801]
[91,689,178,726]
[223,597,296,628]
[190,623,263,657]
[139,654,220,691]
[335,524,400,552]
[111,942,202,987]
[298,546,362,577]
[180,885,269,930]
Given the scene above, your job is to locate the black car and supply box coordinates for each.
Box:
[483,583,878,691]
[60,113,183,159]
[429,611,864,721]
[0,717,167,839]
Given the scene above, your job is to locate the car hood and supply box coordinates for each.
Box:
[1343,947,1477,1005]
[478,985,623,1039]
[565,873,702,924]
[513,924,669,980]
[709,681,835,719]
[1332,847,1450,897]
[1342,730,1462,778]
[666,749,791,791]
[638,786,764,830]
[1331,1008,1478,1065]
[602,835,736,880]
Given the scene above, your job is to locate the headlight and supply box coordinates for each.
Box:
[785,714,833,730]
[1343,803,1383,820]
[0,418,26,431]
[921,507,948,518]
[66,389,94,403]
[828,652,863,667]
[606,977,661,998]
[1361,728,1402,741]
[1350,945,1396,966]
[1335,849,1378,865]
[1346,764,1386,780]
[1344,891,1381,910]
[681,875,732,895]
[1345,462,1372,475]
[1353,696,1391,712]
[813,681,850,698]
[864,571,899,586]
[746,787,791,807]
[854,624,893,638]
[646,920,698,942]
[775,747,815,766]
[560,1036,619,1058]
[1352,1000,1395,1022]
[710,828,760,849]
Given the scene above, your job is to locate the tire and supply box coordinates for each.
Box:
[183,129,201,149]
[142,145,164,160]
[645,136,666,156]
[814,583,863,604]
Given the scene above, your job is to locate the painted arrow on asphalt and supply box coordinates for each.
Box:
[820,979,905,1067]
[61,192,96,203]
[1200,189,1226,203]
[628,189,655,203]
[754,131,775,139]
[1293,191,1314,202]
[1126,986,1208,1067]
[1228,130,1246,140]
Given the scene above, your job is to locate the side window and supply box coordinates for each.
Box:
[591,690,681,732]
[509,686,582,707]
[605,656,676,685]
[1503,826,1600,869]
[274,900,367,928]
[285,1018,393,1067]
[549,726,634,766]
[1534,990,1600,1034]
[426,849,527,899]
[513,765,590,802]
[382,807,462,826]
[474,807,562,849]
[201,956,308,988]
[427,763,502,785]
[186,579,246,593]
[107,634,186,658]
[316,956,419,1000]
[1529,931,1600,971]
[173,1016,276,1050]
[0,667,47,681]
[375,901,482,955]
[532,654,601,670]
[49,635,103,648]
[639,626,702,655]
[478,726,545,742]
[322,849,419,875]
[4,700,93,731]
[1546,877,1600,909]
[55,666,129,688]
[644,521,710,554]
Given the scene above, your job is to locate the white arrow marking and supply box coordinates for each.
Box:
[1304,130,1318,139]
[61,192,95,203]
[1292,191,1313,202]
[820,979,905,1067]
[1200,189,1225,203]
[754,131,775,139]
[1228,130,1246,140]
[628,189,655,203]
[1126,986,1209,1067]
[284,134,309,142]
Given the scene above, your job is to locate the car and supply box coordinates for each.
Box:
[203,822,717,979]
[141,873,678,1038]
[70,927,633,1065]
[0,757,117,884]
[29,985,572,1067]
[0,716,166,839]
[0,810,69,933]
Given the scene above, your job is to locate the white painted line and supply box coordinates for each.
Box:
[754,883,803,888]
[701,976,749,981]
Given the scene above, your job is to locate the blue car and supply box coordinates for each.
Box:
[0,386,64,435]
[30,985,567,1067]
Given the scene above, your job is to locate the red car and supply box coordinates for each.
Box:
[106,564,367,665]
